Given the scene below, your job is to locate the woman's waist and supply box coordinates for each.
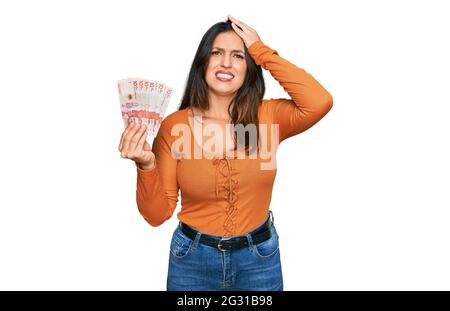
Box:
[177,208,271,236]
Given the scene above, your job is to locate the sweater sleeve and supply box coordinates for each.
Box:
[247,40,333,142]
[135,118,179,226]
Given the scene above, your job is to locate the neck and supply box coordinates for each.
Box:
[204,92,234,119]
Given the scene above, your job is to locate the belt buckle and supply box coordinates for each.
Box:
[217,236,233,251]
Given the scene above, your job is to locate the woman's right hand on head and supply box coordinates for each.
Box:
[119,123,156,170]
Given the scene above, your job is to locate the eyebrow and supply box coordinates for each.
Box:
[212,47,245,54]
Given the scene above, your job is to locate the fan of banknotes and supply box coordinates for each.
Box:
[117,77,173,137]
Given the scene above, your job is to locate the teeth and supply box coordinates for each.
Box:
[216,73,234,79]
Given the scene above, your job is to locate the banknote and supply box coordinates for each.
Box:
[117,78,173,137]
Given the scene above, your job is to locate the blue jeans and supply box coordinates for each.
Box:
[166,211,283,291]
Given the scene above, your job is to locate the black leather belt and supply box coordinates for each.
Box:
[179,215,273,251]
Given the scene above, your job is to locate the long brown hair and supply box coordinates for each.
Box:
[178,19,265,154]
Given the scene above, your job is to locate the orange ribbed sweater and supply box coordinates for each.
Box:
[136,40,333,236]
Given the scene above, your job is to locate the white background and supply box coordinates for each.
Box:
[1,0,449,290]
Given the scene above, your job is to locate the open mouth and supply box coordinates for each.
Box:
[215,72,234,81]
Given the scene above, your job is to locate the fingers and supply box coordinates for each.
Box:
[231,22,243,33]
[127,124,147,154]
[231,20,244,32]
[228,15,244,31]
[120,123,144,158]
[134,124,149,154]
[228,15,254,32]
[118,122,135,151]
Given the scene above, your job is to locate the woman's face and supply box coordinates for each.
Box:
[205,31,247,98]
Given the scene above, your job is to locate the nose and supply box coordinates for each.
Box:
[221,53,232,68]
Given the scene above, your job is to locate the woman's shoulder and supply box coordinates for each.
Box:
[155,109,189,139]
[161,108,188,126]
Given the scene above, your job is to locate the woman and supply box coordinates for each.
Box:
[118,15,333,291]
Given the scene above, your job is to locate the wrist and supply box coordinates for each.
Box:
[137,158,156,171]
